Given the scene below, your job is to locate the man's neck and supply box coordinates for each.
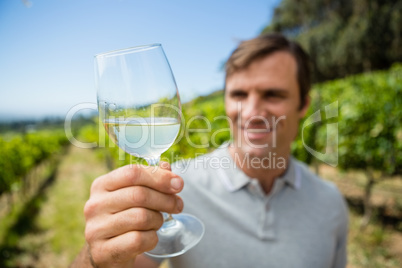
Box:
[228,146,289,194]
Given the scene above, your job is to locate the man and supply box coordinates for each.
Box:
[71,33,348,268]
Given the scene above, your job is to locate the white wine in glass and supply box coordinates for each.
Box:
[104,117,181,161]
[95,44,204,257]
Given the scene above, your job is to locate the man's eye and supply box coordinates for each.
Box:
[264,92,284,99]
[231,91,247,98]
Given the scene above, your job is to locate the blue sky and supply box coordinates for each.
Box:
[0,0,281,120]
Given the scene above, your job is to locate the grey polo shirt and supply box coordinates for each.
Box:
[159,146,348,268]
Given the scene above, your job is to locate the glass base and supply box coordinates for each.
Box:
[145,213,205,258]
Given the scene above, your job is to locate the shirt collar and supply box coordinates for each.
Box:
[214,145,250,192]
[278,156,301,190]
[216,145,301,192]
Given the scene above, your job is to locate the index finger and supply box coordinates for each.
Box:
[92,164,183,194]
[159,161,171,171]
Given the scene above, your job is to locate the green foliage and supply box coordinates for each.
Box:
[169,90,229,159]
[295,63,402,174]
[0,130,68,196]
[263,0,402,82]
[339,64,400,174]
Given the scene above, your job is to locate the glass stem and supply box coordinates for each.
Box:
[144,156,176,228]
[145,156,161,166]
[160,213,177,233]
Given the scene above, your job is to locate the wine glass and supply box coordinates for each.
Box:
[94,44,204,257]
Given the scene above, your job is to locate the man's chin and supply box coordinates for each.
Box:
[235,144,275,159]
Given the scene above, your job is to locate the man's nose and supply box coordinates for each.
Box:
[240,95,267,120]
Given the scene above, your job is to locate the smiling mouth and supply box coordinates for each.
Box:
[241,123,276,132]
[244,128,273,133]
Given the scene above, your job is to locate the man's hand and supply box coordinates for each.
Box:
[83,162,183,268]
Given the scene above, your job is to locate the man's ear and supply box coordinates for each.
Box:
[299,96,310,118]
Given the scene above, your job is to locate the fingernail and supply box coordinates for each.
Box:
[171,178,182,191]
[176,197,183,212]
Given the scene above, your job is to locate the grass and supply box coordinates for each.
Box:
[347,211,401,267]
[35,146,109,265]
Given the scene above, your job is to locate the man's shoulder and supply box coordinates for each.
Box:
[293,158,347,208]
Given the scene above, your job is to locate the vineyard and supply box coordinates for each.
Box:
[0,64,401,267]
[0,130,69,198]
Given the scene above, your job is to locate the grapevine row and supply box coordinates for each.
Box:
[0,130,69,196]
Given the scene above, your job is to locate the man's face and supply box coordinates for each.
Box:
[225,51,309,159]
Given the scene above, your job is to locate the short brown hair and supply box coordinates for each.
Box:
[225,33,311,109]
